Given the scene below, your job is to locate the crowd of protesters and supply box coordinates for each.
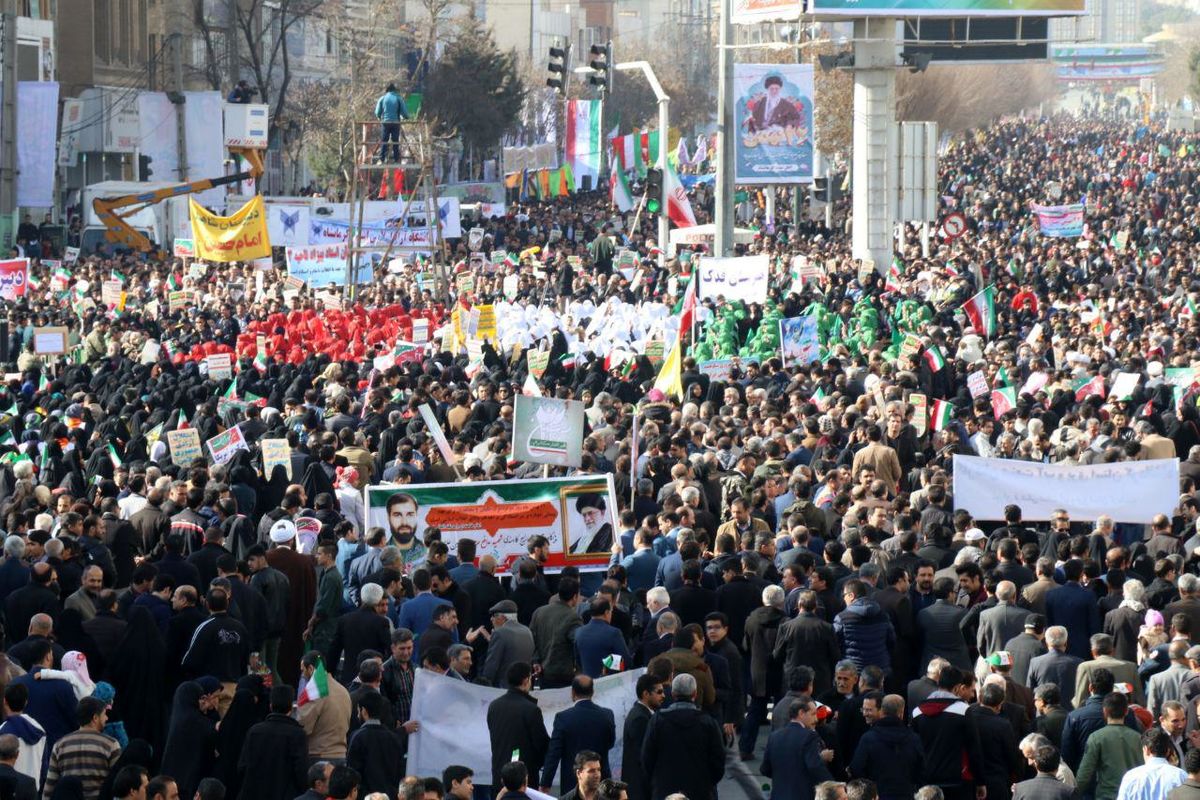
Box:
[1,106,1200,800]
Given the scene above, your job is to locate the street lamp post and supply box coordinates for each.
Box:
[613,61,669,265]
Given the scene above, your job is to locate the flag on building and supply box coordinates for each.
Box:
[610,157,635,212]
[961,285,998,338]
[930,399,954,432]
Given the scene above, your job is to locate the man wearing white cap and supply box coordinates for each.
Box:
[267,519,318,687]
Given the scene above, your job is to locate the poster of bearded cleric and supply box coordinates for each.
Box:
[364,475,618,573]
[734,64,814,184]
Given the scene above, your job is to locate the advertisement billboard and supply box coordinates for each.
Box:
[809,0,1083,16]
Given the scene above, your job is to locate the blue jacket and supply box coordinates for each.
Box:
[12,668,75,775]
[1044,582,1101,660]
[833,598,896,672]
[397,592,452,637]
[762,722,832,800]
[575,619,631,678]
[374,91,408,122]
[0,558,29,605]
[540,699,616,792]
[619,549,660,593]
[653,553,685,591]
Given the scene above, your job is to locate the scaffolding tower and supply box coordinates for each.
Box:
[346,119,447,302]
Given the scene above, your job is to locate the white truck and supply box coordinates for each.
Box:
[79,181,191,258]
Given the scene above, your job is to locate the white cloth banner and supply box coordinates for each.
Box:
[408,668,645,786]
[698,254,770,304]
[952,455,1178,523]
[16,82,59,207]
[137,92,181,182]
[184,91,227,209]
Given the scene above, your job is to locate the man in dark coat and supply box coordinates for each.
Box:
[761,697,833,800]
[1012,745,1076,800]
[5,564,60,647]
[641,673,725,800]
[487,662,550,794]
[969,682,1025,800]
[621,674,664,800]
[774,590,840,697]
[346,691,404,798]
[237,685,308,800]
[0,732,36,800]
[10,640,76,775]
[538,675,616,793]
[848,694,925,800]
[328,584,393,684]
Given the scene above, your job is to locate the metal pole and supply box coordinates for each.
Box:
[657,96,669,265]
[0,0,17,218]
[714,0,733,257]
[172,34,189,182]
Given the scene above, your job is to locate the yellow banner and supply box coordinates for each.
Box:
[189,195,271,262]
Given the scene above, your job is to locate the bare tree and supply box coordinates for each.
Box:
[897,63,1057,131]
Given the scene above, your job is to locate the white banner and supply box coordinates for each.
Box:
[184,91,227,209]
[698,254,770,303]
[407,668,644,786]
[952,455,1178,524]
[267,203,311,248]
[17,82,59,207]
[137,92,180,182]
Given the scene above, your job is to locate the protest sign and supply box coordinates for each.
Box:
[412,319,429,344]
[189,195,271,262]
[779,315,819,368]
[168,290,192,313]
[1110,371,1140,401]
[32,327,67,355]
[408,668,644,787]
[910,393,928,436]
[173,238,195,258]
[513,395,586,468]
[285,244,359,287]
[364,474,618,572]
[900,335,922,360]
[456,274,476,294]
[476,304,496,341]
[645,340,665,367]
[699,358,735,382]
[528,350,550,379]
[503,274,519,300]
[952,455,1177,524]
[261,438,292,480]
[206,353,232,380]
[206,424,249,466]
[1031,203,1085,238]
[698,255,769,303]
[967,370,990,399]
[417,404,457,466]
[101,280,123,308]
[1018,371,1049,397]
[0,259,28,300]
[166,429,203,465]
[63,247,79,264]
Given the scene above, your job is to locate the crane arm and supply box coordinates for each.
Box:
[92,147,266,253]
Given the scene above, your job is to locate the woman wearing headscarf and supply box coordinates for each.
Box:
[159,681,217,800]
[108,607,167,751]
[33,650,93,699]
[333,467,363,534]
[213,675,267,799]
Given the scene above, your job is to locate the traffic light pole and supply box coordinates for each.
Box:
[614,61,669,266]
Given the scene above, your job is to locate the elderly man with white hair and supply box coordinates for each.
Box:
[640,672,725,800]
[740,584,790,758]
[1104,577,1147,663]
[1028,626,1083,709]
[1019,732,1077,787]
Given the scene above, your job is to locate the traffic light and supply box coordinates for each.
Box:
[644,168,663,214]
[588,42,611,92]
[546,43,570,94]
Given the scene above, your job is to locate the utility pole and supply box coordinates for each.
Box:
[0,0,17,221]
[227,0,240,92]
[170,33,189,182]
[714,0,734,257]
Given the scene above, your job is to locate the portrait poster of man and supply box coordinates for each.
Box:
[365,475,617,573]
[734,63,815,184]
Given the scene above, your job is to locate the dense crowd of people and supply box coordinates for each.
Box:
[0,107,1199,800]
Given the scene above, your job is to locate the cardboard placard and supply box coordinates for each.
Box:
[528,350,550,379]
[207,352,233,380]
[412,319,430,345]
[101,280,123,307]
[166,428,203,465]
[645,340,665,367]
[261,438,292,480]
[910,393,928,436]
[967,370,990,399]
[168,290,192,313]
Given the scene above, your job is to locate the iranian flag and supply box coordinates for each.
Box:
[677,278,697,336]
[991,386,1017,419]
[610,158,635,212]
[1182,295,1198,320]
[167,273,182,292]
[961,285,998,338]
[664,162,697,228]
[298,657,330,707]
[885,258,903,293]
[106,443,123,468]
[612,134,639,173]
[930,399,955,432]
[922,345,946,373]
[812,386,829,411]
[176,408,189,430]
[565,99,602,188]
[253,350,268,374]
[1075,374,1106,402]
[522,373,542,398]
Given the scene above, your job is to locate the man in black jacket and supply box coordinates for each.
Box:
[327,583,392,684]
[621,674,663,800]
[774,590,840,697]
[0,733,36,800]
[346,691,404,798]
[180,587,249,713]
[911,665,985,800]
[848,694,924,799]
[969,681,1025,800]
[641,673,725,800]
[487,662,550,794]
[539,676,616,794]
[237,685,308,800]
[5,563,60,647]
